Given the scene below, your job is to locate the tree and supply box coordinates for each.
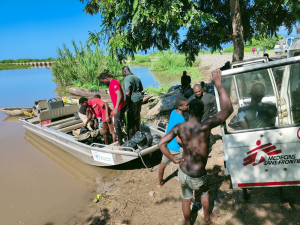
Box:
[80,0,300,63]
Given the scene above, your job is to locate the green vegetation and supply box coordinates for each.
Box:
[151,51,186,72]
[145,85,171,96]
[51,40,123,89]
[0,64,32,70]
[130,51,202,79]
[0,58,54,63]
[130,54,152,66]
[224,34,284,53]
[80,0,300,63]
[151,51,201,79]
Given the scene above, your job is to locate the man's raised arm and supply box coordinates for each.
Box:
[202,69,233,130]
[158,125,184,164]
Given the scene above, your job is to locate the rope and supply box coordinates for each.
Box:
[138,151,160,172]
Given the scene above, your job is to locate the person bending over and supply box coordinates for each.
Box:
[157,96,189,188]
[99,72,127,146]
[158,69,233,225]
[79,97,116,145]
[78,100,93,131]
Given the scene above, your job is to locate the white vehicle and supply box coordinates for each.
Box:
[286,36,300,53]
[288,39,300,58]
[215,55,300,189]
[274,45,286,54]
[274,36,300,54]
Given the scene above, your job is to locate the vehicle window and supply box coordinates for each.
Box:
[223,66,279,132]
[293,37,300,44]
[289,63,300,124]
[272,66,285,94]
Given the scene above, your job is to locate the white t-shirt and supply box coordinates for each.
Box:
[279,40,285,47]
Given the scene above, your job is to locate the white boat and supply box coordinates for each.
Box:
[19,105,165,167]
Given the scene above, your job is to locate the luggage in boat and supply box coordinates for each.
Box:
[152,134,162,145]
[123,131,157,151]
[74,129,104,145]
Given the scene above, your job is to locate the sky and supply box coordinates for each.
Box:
[0,0,102,61]
[0,1,299,61]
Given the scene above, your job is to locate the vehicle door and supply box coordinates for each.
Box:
[215,56,300,189]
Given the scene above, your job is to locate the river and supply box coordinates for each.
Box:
[0,68,113,224]
[0,66,176,224]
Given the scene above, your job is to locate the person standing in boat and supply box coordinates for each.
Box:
[79,97,116,145]
[122,66,144,138]
[98,73,127,146]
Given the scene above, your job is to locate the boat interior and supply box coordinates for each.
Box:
[23,101,163,152]
[27,104,83,134]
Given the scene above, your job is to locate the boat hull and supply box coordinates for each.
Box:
[0,107,32,116]
[20,119,164,167]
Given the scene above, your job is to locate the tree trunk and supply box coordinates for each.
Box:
[230,0,244,62]
[297,22,300,34]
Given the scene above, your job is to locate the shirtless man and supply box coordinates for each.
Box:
[158,69,233,225]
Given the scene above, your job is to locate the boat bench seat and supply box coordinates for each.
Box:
[39,105,79,122]
[51,119,83,130]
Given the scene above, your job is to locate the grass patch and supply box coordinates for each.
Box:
[151,51,202,79]
[51,40,123,89]
[129,54,152,66]
[0,64,32,70]
[145,85,171,96]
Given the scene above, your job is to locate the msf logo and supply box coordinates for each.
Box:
[243,140,282,166]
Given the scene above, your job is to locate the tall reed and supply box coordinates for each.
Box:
[51,41,123,89]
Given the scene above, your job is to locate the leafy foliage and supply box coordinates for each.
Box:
[80,0,216,65]
[80,0,300,63]
[51,40,123,88]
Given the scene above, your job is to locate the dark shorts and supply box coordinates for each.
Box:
[178,166,209,199]
[127,99,142,129]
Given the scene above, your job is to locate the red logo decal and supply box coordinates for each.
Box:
[297,128,300,139]
[243,141,282,167]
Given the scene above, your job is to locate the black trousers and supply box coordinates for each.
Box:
[113,105,127,145]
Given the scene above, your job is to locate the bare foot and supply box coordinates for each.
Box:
[280,197,294,206]
[157,180,165,188]
[204,211,218,224]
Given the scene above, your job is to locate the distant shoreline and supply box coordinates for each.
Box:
[0,64,32,70]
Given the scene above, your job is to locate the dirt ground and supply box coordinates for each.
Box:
[66,55,300,225]
[65,124,300,225]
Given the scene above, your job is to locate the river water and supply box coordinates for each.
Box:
[0,68,113,225]
[0,66,175,224]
